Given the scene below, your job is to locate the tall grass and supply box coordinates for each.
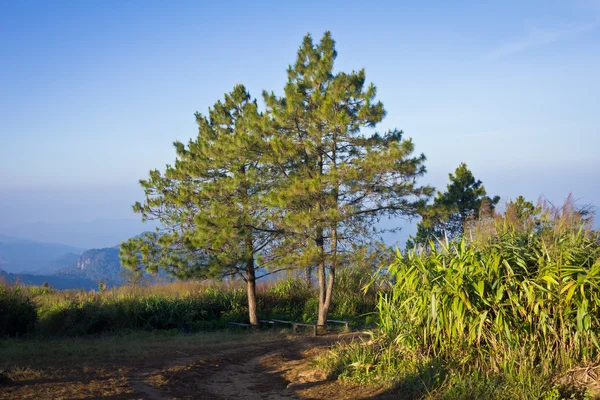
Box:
[1,270,376,337]
[0,285,37,337]
[322,199,600,398]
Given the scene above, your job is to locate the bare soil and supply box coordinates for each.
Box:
[0,331,396,400]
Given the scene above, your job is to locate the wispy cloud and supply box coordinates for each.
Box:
[485,22,597,60]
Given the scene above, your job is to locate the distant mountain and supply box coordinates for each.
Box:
[57,246,124,285]
[0,234,85,274]
[0,230,169,289]
[1,219,159,249]
[0,269,97,290]
[36,252,81,275]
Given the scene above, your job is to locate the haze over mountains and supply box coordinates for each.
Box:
[0,203,596,291]
[0,234,83,274]
[0,218,159,249]
[0,218,160,289]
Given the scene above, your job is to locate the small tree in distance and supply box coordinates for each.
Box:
[408,162,500,248]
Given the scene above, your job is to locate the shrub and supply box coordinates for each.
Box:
[0,285,37,337]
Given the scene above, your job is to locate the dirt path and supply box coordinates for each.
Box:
[1,331,395,399]
[131,332,384,400]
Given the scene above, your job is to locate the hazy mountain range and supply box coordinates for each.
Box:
[0,269,98,290]
[0,234,84,274]
[1,208,596,290]
[57,246,125,286]
[0,218,159,249]
[0,233,149,289]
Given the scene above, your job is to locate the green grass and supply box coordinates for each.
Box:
[0,284,37,336]
[1,271,377,337]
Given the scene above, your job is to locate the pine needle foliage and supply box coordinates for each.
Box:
[410,163,500,247]
[262,31,433,325]
[120,85,278,325]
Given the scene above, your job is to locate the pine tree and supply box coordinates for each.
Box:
[120,85,278,326]
[263,32,433,327]
[409,162,500,247]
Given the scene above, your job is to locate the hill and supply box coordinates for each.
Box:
[57,246,124,285]
[0,269,97,290]
[0,234,85,274]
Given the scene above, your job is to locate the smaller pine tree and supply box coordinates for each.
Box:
[409,163,499,247]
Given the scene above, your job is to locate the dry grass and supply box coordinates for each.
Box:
[25,279,288,306]
[26,279,245,306]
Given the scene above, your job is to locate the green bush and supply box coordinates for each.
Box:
[0,285,37,337]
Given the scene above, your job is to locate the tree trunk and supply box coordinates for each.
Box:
[246,257,258,327]
[305,266,313,287]
[316,148,328,329]
[317,135,339,331]
[316,233,327,329]
[320,266,335,327]
[318,225,337,330]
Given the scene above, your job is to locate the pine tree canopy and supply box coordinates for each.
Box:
[120,85,279,281]
[262,31,433,269]
[410,162,500,246]
[120,31,434,325]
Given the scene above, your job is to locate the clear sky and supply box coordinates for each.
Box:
[1,0,599,229]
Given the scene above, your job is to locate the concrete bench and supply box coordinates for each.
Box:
[228,322,252,331]
[326,320,350,331]
[307,319,350,331]
[266,319,318,336]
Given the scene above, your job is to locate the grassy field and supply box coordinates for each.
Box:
[1,271,377,338]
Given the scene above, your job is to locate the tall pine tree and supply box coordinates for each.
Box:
[263,32,433,327]
[120,85,279,326]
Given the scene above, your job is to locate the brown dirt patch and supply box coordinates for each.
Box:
[0,366,138,400]
[1,331,398,400]
[146,332,392,400]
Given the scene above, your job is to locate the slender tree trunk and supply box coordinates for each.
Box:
[320,267,335,326]
[316,149,328,329]
[246,256,258,327]
[318,135,339,330]
[318,226,337,329]
[316,233,326,328]
[240,164,258,328]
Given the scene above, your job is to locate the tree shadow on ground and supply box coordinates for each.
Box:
[363,358,447,400]
[276,354,448,400]
[254,334,448,400]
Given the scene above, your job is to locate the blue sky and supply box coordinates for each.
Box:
[1,0,599,230]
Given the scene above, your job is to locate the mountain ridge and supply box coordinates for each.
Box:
[0,234,85,274]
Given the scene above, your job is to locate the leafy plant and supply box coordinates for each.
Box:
[328,198,600,398]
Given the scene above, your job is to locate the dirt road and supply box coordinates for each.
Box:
[134,332,386,400]
[1,332,395,400]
